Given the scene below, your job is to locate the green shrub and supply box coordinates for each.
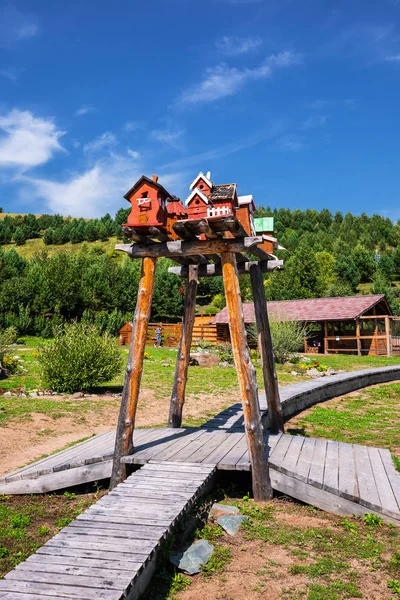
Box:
[215,342,234,364]
[269,317,305,363]
[2,355,20,373]
[38,323,122,393]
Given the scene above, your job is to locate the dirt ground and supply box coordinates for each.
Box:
[0,389,237,476]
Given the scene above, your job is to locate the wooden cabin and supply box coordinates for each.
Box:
[123,174,186,234]
[212,294,398,357]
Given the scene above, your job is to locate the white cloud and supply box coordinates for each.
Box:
[0,67,24,83]
[74,104,96,117]
[0,7,40,46]
[24,152,185,218]
[178,51,303,105]
[0,109,65,170]
[127,148,140,159]
[266,51,303,67]
[385,55,400,62]
[216,36,262,56]
[278,134,306,152]
[83,132,117,154]
[123,121,139,132]
[150,128,184,148]
[300,115,328,130]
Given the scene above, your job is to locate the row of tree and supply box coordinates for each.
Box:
[0,206,399,337]
[0,209,130,246]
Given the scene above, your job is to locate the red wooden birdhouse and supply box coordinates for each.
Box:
[123,174,186,234]
[185,171,238,221]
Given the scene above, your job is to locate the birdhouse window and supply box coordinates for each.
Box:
[195,199,200,205]
[199,184,204,190]
[137,191,151,207]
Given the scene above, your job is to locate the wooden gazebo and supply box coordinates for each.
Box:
[212,294,399,357]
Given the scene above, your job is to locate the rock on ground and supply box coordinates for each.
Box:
[170,539,214,575]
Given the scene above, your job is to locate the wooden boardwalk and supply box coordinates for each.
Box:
[0,462,216,600]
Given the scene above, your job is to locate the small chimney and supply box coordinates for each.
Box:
[206,171,211,180]
[152,174,159,183]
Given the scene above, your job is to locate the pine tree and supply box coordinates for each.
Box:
[43,228,54,245]
[13,226,26,246]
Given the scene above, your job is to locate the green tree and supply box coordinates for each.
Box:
[13,226,26,246]
[43,228,54,245]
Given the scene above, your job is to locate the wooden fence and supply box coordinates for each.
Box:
[120,322,219,346]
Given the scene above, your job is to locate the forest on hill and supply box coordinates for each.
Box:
[0,205,399,337]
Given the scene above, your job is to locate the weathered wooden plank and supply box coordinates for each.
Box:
[45,537,155,553]
[25,553,142,572]
[217,434,248,470]
[168,260,283,278]
[147,430,207,462]
[377,448,400,510]
[308,439,327,489]
[68,521,165,537]
[367,447,399,519]
[0,593,73,600]
[5,569,127,590]
[294,437,315,483]
[338,443,359,503]
[0,580,119,600]
[280,436,304,476]
[59,526,164,541]
[201,432,244,465]
[127,429,198,463]
[14,561,136,582]
[353,444,381,512]
[322,441,339,495]
[110,255,157,488]
[221,250,272,500]
[169,264,199,427]
[170,431,227,463]
[269,434,293,470]
[36,545,149,562]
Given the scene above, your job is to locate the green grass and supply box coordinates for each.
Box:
[287,382,400,462]
[0,489,104,577]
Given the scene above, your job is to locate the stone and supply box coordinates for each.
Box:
[210,503,240,519]
[217,515,248,536]
[218,361,234,368]
[189,353,220,368]
[28,392,38,397]
[326,367,337,376]
[4,391,12,396]
[290,371,298,376]
[72,392,84,398]
[170,539,214,575]
[306,367,324,378]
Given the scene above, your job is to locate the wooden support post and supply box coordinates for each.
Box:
[324,321,328,354]
[168,265,199,428]
[110,257,157,489]
[249,263,284,434]
[385,316,392,358]
[221,251,273,500]
[356,318,361,356]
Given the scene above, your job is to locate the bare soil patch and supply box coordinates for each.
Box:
[0,389,236,476]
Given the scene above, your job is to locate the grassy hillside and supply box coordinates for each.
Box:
[2,236,120,258]
[0,213,43,220]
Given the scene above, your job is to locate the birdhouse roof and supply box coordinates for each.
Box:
[185,188,211,206]
[210,184,237,202]
[189,171,213,191]
[123,175,171,201]
[166,199,187,216]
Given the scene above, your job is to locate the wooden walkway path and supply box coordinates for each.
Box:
[0,462,216,600]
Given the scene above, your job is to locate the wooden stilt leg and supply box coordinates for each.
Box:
[168,265,199,428]
[249,263,284,434]
[221,251,272,501]
[110,257,157,489]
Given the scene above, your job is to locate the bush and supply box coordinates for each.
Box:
[38,323,123,393]
[269,317,305,363]
[2,355,20,373]
[215,342,234,364]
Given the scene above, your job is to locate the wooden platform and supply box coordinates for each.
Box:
[0,462,216,600]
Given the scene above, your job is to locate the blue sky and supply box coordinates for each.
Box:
[0,0,399,220]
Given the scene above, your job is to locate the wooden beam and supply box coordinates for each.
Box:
[168,265,199,428]
[168,260,283,278]
[221,251,272,501]
[249,263,284,434]
[110,257,157,489]
[115,236,263,259]
[356,318,361,356]
[385,316,392,358]
[324,321,328,354]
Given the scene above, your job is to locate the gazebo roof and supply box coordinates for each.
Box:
[212,294,390,324]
